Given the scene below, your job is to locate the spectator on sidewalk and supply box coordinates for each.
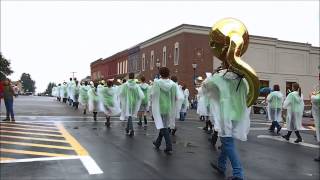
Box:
[3,78,15,122]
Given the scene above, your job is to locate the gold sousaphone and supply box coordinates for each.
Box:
[209,18,260,107]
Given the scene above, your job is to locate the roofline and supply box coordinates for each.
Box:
[92,23,319,64]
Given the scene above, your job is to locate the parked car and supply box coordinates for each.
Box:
[253,97,267,114]
[303,104,313,117]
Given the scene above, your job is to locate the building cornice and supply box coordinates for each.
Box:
[139,24,320,54]
[93,24,320,64]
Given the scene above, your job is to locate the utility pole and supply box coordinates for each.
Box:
[71,72,77,78]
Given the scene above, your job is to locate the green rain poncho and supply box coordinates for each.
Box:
[283,91,304,131]
[266,91,284,122]
[60,84,68,98]
[202,69,251,141]
[79,85,90,106]
[151,79,183,129]
[87,87,100,112]
[71,84,80,102]
[139,83,150,108]
[119,79,144,120]
[98,86,121,116]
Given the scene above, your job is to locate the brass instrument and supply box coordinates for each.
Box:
[209,18,260,107]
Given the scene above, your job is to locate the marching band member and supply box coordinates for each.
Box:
[179,84,189,121]
[137,76,150,126]
[151,67,181,154]
[67,78,74,106]
[60,82,68,103]
[99,80,121,127]
[71,80,80,110]
[169,75,184,136]
[282,83,304,143]
[311,89,320,161]
[197,82,214,134]
[119,73,144,137]
[266,84,284,134]
[203,62,251,180]
[88,82,100,121]
[56,84,61,102]
[79,81,90,115]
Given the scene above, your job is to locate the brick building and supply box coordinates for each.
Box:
[91,24,320,99]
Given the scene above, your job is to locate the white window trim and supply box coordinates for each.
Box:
[120,62,123,74]
[142,53,145,71]
[174,42,179,65]
[117,62,120,75]
[162,46,167,67]
[125,60,127,73]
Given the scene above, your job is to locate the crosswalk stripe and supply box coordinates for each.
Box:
[0,122,56,127]
[0,135,68,143]
[0,126,61,133]
[0,157,15,161]
[308,126,315,131]
[0,148,72,157]
[0,141,74,150]
[0,130,64,137]
[0,123,59,130]
[57,124,88,156]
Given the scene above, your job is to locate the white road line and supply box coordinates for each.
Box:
[79,156,103,175]
[257,135,320,149]
[0,155,103,175]
[0,155,80,163]
[197,127,312,131]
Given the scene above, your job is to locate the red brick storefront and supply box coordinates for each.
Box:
[91,24,218,98]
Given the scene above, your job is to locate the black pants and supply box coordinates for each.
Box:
[270,121,281,130]
[155,128,172,150]
[62,98,67,103]
[127,116,133,130]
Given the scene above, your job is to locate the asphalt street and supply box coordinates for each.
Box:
[0,96,319,180]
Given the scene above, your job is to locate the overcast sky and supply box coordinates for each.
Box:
[1,1,319,93]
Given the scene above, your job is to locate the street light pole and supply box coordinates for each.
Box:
[156,60,161,79]
[192,63,197,86]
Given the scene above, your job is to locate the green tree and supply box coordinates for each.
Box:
[44,82,56,95]
[20,73,36,93]
[0,53,14,80]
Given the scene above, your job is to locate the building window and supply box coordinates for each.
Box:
[150,50,154,70]
[286,81,296,96]
[162,46,167,67]
[142,53,145,71]
[174,42,179,65]
[135,59,138,71]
